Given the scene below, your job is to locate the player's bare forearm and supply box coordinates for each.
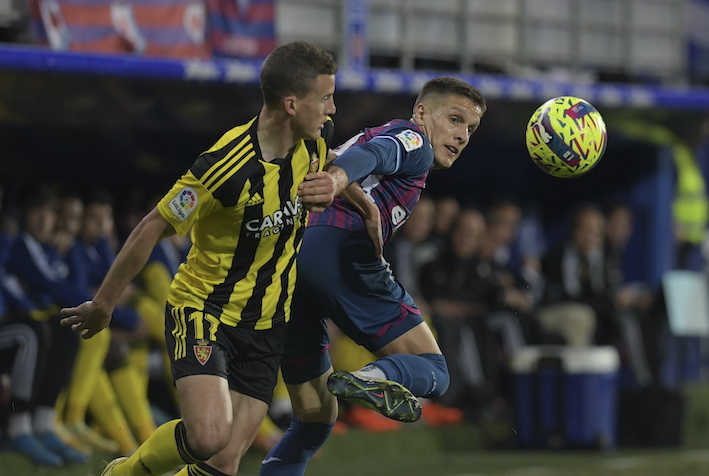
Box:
[342,183,383,259]
[60,208,175,338]
[95,209,173,307]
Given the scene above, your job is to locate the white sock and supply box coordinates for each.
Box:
[33,405,55,435]
[7,412,32,438]
[352,364,387,381]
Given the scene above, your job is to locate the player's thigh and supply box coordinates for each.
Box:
[374,321,442,357]
[286,368,338,423]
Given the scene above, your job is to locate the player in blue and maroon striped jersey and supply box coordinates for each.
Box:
[262,77,486,476]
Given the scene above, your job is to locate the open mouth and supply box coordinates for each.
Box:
[445,145,458,155]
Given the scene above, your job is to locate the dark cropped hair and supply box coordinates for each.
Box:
[18,183,57,216]
[415,77,487,114]
[260,41,338,108]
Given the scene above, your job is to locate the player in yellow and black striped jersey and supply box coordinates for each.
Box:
[158,116,334,331]
[60,41,341,476]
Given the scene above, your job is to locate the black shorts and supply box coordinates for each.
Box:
[165,304,286,405]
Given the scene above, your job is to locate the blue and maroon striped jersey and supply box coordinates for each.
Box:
[308,119,433,243]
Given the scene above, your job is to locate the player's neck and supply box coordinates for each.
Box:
[411,116,428,137]
[257,107,298,162]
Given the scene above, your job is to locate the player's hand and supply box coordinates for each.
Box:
[60,300,113,339]
[298,171,338,213]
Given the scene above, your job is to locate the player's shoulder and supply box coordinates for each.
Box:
[373,120,428,153]
[206,117,258,154]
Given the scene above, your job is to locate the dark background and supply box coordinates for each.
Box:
[1,69,706,284]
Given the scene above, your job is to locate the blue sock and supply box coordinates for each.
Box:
[259,417,334,476]
[372,353,450,397]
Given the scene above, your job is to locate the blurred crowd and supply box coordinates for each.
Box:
[382,193,673,426]
[0,180,687,466]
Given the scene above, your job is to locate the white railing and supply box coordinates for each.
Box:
[276,0,687,83]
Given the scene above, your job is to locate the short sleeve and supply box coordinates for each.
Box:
[157,171,221,237]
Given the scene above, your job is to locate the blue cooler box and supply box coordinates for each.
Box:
[510,346,619,450]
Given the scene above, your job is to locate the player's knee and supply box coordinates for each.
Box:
[185,419,233,459]
[422,353,449,397]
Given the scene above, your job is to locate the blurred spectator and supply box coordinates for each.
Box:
[510,202,547,303]
[432,195,461,243]
[3,184,88,465]
[483,196,522,267]
[604,200,665,385]
[419,208,500,420]
[385,193,444,316]
[604,200,655,312]
[479,199,539,347]
[73,190,156,452]
[538,202,616,347]
[53,189,123,455]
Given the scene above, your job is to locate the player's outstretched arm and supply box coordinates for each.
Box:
[60,207,175,339]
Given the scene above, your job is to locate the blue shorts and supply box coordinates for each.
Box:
[283,226,424,385]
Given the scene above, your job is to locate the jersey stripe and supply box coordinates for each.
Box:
[170,305,187,360]
[204,140,255,192]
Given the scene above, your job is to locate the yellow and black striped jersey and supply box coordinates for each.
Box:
[157,116,332,329]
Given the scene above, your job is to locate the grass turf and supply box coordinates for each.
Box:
[2,383,709,476]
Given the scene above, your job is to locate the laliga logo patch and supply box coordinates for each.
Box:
[395,130,423,152]
[193,339,212,365]
[169,186,197,222]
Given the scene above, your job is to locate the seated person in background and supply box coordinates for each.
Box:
[73,190,156,452]
[538,202,616,347]
[384,193,444,316]
[431,195,461,243]
[4,184,88,465]
[508,201,547,303]
[419,208,502,420]
[604,199,663,384]
[479,199,540,348]
[604,200,655,313]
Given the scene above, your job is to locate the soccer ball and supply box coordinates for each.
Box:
[525,96,607,178]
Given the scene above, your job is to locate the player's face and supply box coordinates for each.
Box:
[293,74,336,141]
[450,209,486,259]
[573,209,605,253]
[57,198,84,237]
[418,94,483,170]
[25,204,57,244]
[81,203,114,242]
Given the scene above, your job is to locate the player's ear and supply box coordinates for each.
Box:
[412,102,427,124]
[284,95,297,116]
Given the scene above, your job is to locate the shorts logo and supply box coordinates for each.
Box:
[169,186,198,222]
[395,130,423,152]
[193,339,212,365]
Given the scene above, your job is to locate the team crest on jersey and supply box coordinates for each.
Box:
[395,130,423,152]
[193,339,212,365]
[309,152,320,173]
[169,186,198,222]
